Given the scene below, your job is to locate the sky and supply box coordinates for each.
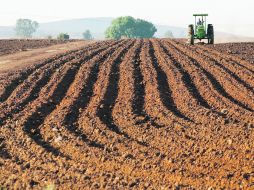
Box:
[1,0,254,36]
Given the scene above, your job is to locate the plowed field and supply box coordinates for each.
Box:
[210,42,254,63]
[0,39,253,189]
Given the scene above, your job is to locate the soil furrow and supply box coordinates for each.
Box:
[113,39,187,154]
[40,40,126,154]
[0,55,74,103]
[138,39,192,127]
[163,40,253,123]
[157,40,212,110]
[112,39,159,149]
[0,41,119,125]
[151,39,225,124]
[97,41,136,137]
[131,41,164,128]
[198,44,254,73]
[169,40,254,112]
[111,39,151,140]
[194,44,254,89]
[148,41,193,122]
[79,40,143,154]
[170,40,254,109]
[22,64,81,156]
[0,41,107,104]
[9,42,117,156]
[1,39,254,189]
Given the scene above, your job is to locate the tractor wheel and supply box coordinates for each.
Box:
[207,24,214,44]
[188,24,194,45]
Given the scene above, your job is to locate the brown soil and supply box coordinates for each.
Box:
[208,42,254,63]
[0,39,78,56]
[0,39,253,189]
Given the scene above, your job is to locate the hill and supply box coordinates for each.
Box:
[35,17,186,39]
[0,17,254,42]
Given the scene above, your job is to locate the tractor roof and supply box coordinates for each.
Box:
[193,14,208,16]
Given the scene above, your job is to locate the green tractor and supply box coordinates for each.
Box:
[188,14,214,45]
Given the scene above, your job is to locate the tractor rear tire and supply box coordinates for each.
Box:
[188,24,194,45]
[207,24,214,44]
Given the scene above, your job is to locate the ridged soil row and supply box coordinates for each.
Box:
[151,39,225,125]
[0,42,118,125]
[112,39,197,163]
[38,40,127,160]
[78,40,147,158]
[0,42,115,167]
[111,40,166,157]
[137,40,196,157]
[0,41,104,103]
[139,40,193,127]
[0,40,139,188]
[112,39,163,142]
[76,40,179,187]
[113,40,193,184]
[192,43,254,89]
[111,40,149,136]
[169,40,254,111]
[73,40,170,185]
[0,43,106,124]
[197,43,254,73]
[111,40,203,182]
[153,40,254,188]
[112,39,164,147]
[163,40,254,123]
[135,40,217,186]
[0,41,118,126]
[0,40,112,105]
[1,41,122,162]
[0,41,132,187]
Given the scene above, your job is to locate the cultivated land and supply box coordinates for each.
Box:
[0,39,253,189]
[210,42,254,63]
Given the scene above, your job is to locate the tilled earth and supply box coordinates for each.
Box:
[0,39,76,56]
[210,42,254,63]
[0,39,253,189]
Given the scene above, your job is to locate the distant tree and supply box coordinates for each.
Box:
[105,16,157,39]
[47,35,53,40]
[134,19,157,38]
[82,30,93,40]
[164,30,174,38]
[57,33,69,40]
[15,19,39,38]
[105,16,136,39]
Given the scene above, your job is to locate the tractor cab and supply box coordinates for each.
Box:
[188,14,214,45]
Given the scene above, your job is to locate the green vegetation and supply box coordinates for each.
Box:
[47,35,53,40]
[164,30,174,38]
[15,19,39,38]
[82,30,93,40]
[43,184,56,190]
[57,33,70,40]
[105,16,157,39]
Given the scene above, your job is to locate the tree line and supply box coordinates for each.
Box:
[15,17,174,39]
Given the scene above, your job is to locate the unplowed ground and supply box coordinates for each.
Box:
[0,39,78,56]
[0,39,253,189]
